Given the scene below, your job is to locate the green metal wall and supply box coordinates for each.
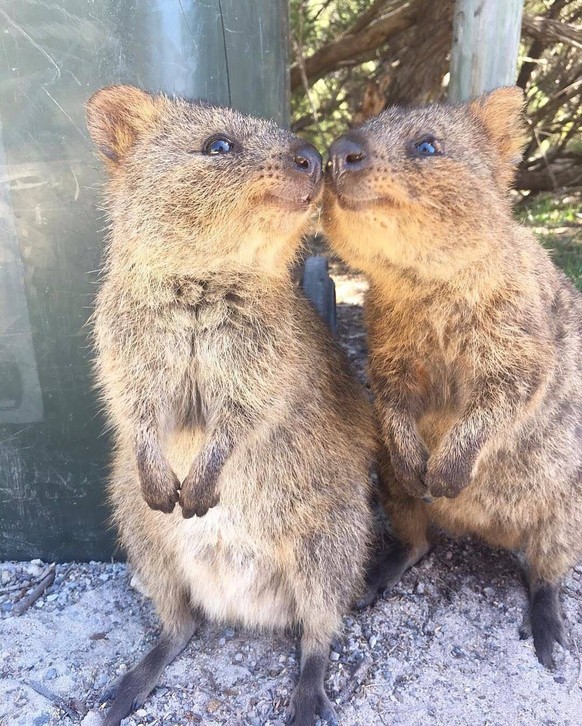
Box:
[0,0,289,561]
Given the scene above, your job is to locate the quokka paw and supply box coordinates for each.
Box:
[390,452,429,499]
[179,475,220,519]
[425,455,472,498]
[530,583,567,670]
[286,686,338,726]
[139,469,180,514]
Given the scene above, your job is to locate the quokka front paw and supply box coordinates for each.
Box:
[389,445,430,499]
[425,452,473,498]
[137,458,181,514]
[179,469,220,519]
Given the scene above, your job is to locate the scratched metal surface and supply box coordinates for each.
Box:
[0,0,289,561]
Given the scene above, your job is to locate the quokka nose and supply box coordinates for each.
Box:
[291,142,323,184]
[327,136,368,177]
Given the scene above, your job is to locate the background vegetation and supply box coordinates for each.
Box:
[289,0,581,287]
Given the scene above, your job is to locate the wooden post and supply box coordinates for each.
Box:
[449,0,524,102]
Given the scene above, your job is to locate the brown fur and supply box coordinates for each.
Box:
[323,87,582,668]
[87,85,375,724]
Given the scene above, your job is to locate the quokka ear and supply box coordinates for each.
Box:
[469,87,527,184]
[86,85,161,168]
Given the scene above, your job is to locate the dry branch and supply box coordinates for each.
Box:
[290,0,421,90]
[522,14,582,49]
[516,161,582,192]
[13,563,56,616]
[292,3,581,93]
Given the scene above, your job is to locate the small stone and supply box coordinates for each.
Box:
[554,676,566,684]
[45,667,58,680]
[452,646,465,658]
[415,582,425,595]
[129,574,148,595]
[25,563,44,578]
[218,637,226,646]
[135,709,147,717]
[1,602,13,613]
[33,715,51,726]
[330,651,340,661]
[0,571,12,585]
[368,636,378,648]
[94,673,108,690]
[207,699,221,713]
[81,713,103,726]
[234,653,244,662]
[46,593,58,602]
[423,621,435,635]
[224,627,236,639]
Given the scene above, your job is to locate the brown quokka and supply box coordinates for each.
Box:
[323,87,582,669]
[87,85,376,725]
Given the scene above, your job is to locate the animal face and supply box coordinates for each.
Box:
[86,86,322,275]
[323,87,525,277]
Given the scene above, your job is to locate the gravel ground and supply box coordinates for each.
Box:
[1,263,581,726]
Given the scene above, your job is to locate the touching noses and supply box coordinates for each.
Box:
[327,136,368,178]
[290,142,323,185]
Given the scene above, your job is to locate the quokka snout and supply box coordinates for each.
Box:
[88,85,376,725]
[323,87,582,670]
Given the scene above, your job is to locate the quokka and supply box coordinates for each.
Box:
[323,87,582,668]
[87,85,376,725]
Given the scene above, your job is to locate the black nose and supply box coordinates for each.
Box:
[291,142,322,184]
[327,136,368,177]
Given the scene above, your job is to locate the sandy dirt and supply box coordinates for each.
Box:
[1,264,581,726]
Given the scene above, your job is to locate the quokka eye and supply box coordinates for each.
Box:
[204,137,234,155]
[413,136,443,157]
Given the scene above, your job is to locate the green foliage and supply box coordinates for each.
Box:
[290,0,388,147]
[518,196,582,290]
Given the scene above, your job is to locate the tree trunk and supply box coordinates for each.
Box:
[449,0,524,102]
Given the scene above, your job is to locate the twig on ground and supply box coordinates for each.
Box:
[13,564,56,616]
[0,580,33,595]
[336,655,373,705]
[25,680,79,720]
[569,635,581,694]
[51,563,74,591]
[5,563,56,602]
